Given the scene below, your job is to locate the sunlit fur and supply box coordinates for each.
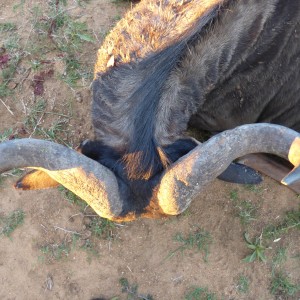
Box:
[82,0,300,217]
[15,170,59,190]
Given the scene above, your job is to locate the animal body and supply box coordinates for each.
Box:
[1,0,300,221]
[81,0,300,214]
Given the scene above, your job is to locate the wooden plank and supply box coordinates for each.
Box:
[238,154,300,194]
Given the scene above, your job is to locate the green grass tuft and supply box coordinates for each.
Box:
[237,200,257,225]
[60,56,93,87]
[58,186,87,209]
[168,228,212,262]
[0,210,25,237]
[88,217,116,240]
[0,33,22,98]
[119,277,154,300]
[237,275,249,294]
[24,99,47,131]
[39,234,100,263]
[79,238,99,261]
[0,128,13,142]
[230,190,257,225]
[185,286,217,300]
[271,247,287,274]
[0,168,23,187]
[229,189,239,202]
[0,22,17,32]
[263,207,300,240]
[270,272,300,297]
[40,241,70,261]
[243,184,263,194]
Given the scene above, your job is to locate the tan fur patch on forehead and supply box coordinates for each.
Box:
[94,0,225,77]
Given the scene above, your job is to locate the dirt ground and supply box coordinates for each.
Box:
[0,1,300,299]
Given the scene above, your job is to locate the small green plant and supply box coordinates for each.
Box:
[39,234,99,263]
[24,99,47,132]
[30,1,94,84]
[79,238,99,261]
[13,0,25,12]
[0,23,17,32]
[180,208,191,217]
[38,118,70,145]
[23,98,72,144]
[229,189,239,202]
[0,0,95,102]
[10,168,23,177]
[40,241,70,261]
[243,233,267,263]
[0,83,11,98]
[31,1,67,36]
[237,200,257,225]
[168,228,212,262]
[3,34,20,52]
[263,207,300,240]
[119,277,154,300]
[236,275,249,294]
[75,0,91,7]
[0,210,25,237]
[271,247,287,275]
[112,0,132,4]
[113,15,122,22]
[244,184,263,194]
[58,186,87,209]
[60,20,95,48]
[229,190,257,225]
[270,272,300,297]
[88,217,116,240]
[0,168,24,186]
[61,56,93,87]
[185,286,217,300]
[0,128,13,142]
[0,34,21,98]
[28,0,94,87]
[0,168,24,187]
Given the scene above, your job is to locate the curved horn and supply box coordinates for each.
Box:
[0,139,122,219]
[1,124,300,220]
[157,123,300,215]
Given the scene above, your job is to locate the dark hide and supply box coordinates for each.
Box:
[81,138,198,215]
[82,0,300,216]
[187,0,300,132]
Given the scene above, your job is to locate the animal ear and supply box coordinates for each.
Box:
[218,162,262,184]
[14,169,60,190]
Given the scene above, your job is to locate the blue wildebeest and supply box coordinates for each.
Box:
[0,0,300,221]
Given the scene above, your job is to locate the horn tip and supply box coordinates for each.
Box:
[281,166,300,186]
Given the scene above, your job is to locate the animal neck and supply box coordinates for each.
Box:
[95,6,224,178]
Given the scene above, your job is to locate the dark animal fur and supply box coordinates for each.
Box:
[81,0,300,216]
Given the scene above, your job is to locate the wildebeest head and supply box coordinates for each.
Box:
[74,0,227,214]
